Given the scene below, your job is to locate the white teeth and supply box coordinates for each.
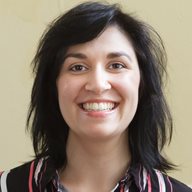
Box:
[82,102,115,111]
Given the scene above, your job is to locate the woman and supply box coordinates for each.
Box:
[0,2,191,192]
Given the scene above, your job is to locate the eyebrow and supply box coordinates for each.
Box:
[64,51,132,62]
[64,53,87,60]
[107,51,132,62]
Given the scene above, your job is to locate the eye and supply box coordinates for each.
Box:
[109,62,126,70]
[69,64,88,72]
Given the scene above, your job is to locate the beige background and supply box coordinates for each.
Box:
[0,0,191,186]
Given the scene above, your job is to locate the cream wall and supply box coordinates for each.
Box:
[0,0,191,186]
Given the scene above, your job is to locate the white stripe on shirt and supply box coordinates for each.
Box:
[0,170,10,192]
[155,170,166,192]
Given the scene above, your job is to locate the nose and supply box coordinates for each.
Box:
[85,66,111,94]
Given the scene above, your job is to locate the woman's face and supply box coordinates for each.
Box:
[57,25,140,141]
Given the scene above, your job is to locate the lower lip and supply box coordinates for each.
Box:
[81,108,116,118]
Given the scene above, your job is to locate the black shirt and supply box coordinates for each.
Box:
[0,157,191,191]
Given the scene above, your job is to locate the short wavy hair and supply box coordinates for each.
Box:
[27,1,173,172]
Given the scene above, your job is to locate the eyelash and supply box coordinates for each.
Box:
[109,62,126,70]
[69,64,88,72]
[68,62,126,73]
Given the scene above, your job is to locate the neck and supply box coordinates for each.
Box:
[59,130,131,192]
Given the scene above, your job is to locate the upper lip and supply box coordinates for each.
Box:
[78,99,119,104]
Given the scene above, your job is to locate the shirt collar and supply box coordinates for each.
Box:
[37,158,147,191]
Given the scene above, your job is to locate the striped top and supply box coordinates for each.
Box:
[0,157,191,192]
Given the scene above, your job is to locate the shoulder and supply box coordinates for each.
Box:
[0,157,54,191]
[152,169,192,192]
[169,176,192,192]
[0,160,35,191]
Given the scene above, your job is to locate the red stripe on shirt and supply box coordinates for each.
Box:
[29,161,35,192]
[147,174,152,192]
[167,175,173,192]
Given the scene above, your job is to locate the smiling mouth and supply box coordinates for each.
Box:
[80,102,118,112]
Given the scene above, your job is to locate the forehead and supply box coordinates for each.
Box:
[66,25,136,56]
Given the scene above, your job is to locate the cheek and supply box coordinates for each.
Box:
[57,78,78,123]
[57,76,83,106]
[113,73,140,98]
